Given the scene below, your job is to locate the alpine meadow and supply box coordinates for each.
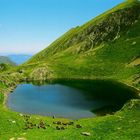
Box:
[0,0,140,140]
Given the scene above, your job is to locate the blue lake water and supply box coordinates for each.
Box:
[7,80,138,119]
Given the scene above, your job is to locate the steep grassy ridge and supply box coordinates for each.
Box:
[23,0,140,88]
[28,0,140,61]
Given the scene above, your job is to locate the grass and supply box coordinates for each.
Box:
[0,0,140,139]
[22,0,140,88]
[0,84,140,140]
[26,0,140,62]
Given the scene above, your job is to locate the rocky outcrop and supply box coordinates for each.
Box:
[29,66,53,80]
[121,99,140,111]
[53,5,140,54]
[26,1,140,63]
[75,5,140,53]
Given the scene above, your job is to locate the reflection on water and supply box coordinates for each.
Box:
[7,79,138,119]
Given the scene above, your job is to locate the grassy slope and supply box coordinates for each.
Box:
[23,0,140,88]
[0,86,140,140]
[0,0,140,139]
[28,0,139,61]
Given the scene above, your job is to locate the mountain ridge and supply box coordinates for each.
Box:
[19,0,140,88]
[27,0,140,62]
[0,56,16,66]
[8,54,32,65]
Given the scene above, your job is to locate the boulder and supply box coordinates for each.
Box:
[76,124,82,128]
[81,132,91,136]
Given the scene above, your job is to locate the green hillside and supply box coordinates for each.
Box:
[23,0,140,88]
[0,0,140,139]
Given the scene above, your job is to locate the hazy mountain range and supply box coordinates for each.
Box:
[8,54,32,65]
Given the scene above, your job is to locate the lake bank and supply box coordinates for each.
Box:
[0,76,140,139]
[6,79,139,119]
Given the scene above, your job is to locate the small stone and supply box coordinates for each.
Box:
[53,121,57,124]
[62,122,68,126]
[36,117,39,120]
[61,126,65,130]
[56,126,65,130]
[38,120,46,129]
[25,115,31,119]
[56,121,62,125]
[9,137,15,140]
[12,120,16,123]
[129,120,136,123]
[17,138,27,140]
[117,127,121,130]
[19,114,23,117]
[47,124,51,127]
[81,132,91,136]
[76,124,82,128]
[68,121,74,125]
[56,126,61,130]
[19,70,24,73]
[132,41,136,45]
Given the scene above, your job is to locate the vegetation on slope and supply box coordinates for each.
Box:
[0,81,140,140]
[28,0,140,61]
[0,0,140,140]
[22,0,140,89]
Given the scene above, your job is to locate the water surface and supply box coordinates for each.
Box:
[7,80,138,119]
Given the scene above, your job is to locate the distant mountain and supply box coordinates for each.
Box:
[0,56,16,66]
[8,54,32,65]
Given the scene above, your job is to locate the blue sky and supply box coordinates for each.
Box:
[0,0,124,55]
